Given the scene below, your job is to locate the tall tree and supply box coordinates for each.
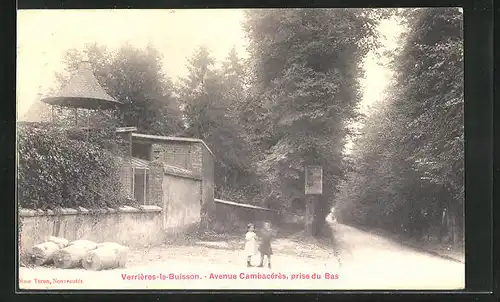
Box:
[178,46,259,201]
[395,8,464,243]
[178,45,221,136]
[242,8,379,236]
[336,8,464,244]
[221,46,248,119]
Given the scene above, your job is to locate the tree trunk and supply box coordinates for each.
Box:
[304,195,317,236]
[457,208,464,243]
[444,205,455,245]
[449,200,459,246]
[449,213,456,245]
[440,207,447,243]
[313,195,330,237]
[454,196,464,244]
[444,190,463,246]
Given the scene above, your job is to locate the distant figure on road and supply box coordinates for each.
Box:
[326,209,336,225]
[244,223,258,267]
[325,208,343,267]
[258,221,275,269]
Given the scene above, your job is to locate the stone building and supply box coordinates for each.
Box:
[20,61,216,236]
[116,128,215,235]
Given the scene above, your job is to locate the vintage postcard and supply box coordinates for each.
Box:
[16,8,465,291]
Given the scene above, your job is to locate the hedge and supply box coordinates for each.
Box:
[17,124,128,210]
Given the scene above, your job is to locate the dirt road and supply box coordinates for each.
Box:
[18,223,464,290]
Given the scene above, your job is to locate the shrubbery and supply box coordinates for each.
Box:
[17,123,127,210]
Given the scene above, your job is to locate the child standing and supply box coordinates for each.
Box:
[258,222,275,269]
[244,223,258,267]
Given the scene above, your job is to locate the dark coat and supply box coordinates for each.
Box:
[258,228,275,255]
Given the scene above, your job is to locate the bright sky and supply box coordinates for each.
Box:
[17,9,402,123]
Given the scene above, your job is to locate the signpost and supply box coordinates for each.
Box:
[305,165,323,195]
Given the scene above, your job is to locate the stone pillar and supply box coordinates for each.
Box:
[191,144,203,175]
[149,145,164,207]
[148,160,163,208]
[119,157,133,198]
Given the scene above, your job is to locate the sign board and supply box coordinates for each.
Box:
[305,165,323,195]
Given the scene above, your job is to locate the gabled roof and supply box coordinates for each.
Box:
[130,133,214,158]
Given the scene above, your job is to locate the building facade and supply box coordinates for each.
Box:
[117,129,215,235]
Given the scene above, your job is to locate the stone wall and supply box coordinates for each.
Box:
[212,200,306,235]
[162,175,202,236]
[152,141,198,172]
[18,205,164,255]
[213,199,280,233]
[149,141,207,235]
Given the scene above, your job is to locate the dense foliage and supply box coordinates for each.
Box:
[17,124,128,210]
[239,9,380,235]
[178,46,261,202]
[52,43,184,136]
[335,8,464,244]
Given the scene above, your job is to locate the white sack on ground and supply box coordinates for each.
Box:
[96,242,129,268]
[31,241,60,266]
[52,243,97,269]
[82,247,121,271]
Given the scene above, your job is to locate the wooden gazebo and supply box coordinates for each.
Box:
[41,61,122,133]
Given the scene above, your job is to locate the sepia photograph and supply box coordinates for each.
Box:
[16,8,465,290]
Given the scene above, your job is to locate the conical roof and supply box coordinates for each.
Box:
[41,61,122,110]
